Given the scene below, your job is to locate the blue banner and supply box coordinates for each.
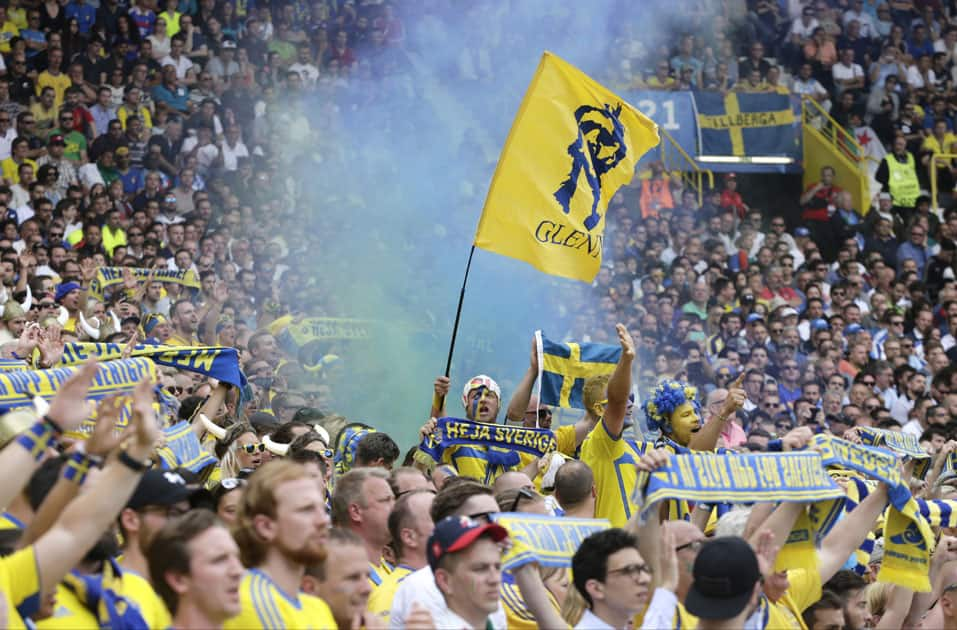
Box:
[628,90,698,169]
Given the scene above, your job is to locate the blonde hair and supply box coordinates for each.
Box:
[865,581,891,620]
[582,375,610,417]
[233,460,311,567]
[561,583,587,627]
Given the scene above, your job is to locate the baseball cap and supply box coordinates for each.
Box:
[811,318,830,331]
[427,515,508,571]
[845,323,863,335]
[54,281,81,302]
[127,470,197,510]
[685,536,761,620]
[115,146,130,156]
[878,192,891,201]
[746,313,764,324]
[48,134,65,146]
[221,39,237,49]
[779,307,798,319]
[794,227,810,237]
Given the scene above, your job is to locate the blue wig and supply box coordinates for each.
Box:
[643,379,701,434]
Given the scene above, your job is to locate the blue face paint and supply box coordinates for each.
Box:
[470,386,488,420]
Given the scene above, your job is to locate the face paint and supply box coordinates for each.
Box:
[470,386,488,420]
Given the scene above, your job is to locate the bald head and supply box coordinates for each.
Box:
[664,519,705,599]
[492,471,533,496]
[554,460,594,515]
[706,388,728,420]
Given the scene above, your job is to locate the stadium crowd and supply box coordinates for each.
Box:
[2,0,957,630]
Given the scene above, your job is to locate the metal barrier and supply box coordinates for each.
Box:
[801,95,871,214]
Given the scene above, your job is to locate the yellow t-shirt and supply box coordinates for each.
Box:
[1,157,37,184]
[501,575,562,630]
[366,564,412,623]
[116,568,173,629]
[0,21,19,53]
[1,545,41,629]
[0,511,25,530]
[116,105,153,130]
[224,569,338,630]
[34,583,99,629]
[761,568,822,629]
[923,132,957,156]
[580,420,645,528]
[36,71,72,108]
[165,332,199,347]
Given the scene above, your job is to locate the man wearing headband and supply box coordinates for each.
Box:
[53,280,82,334]
[419,373,526,484]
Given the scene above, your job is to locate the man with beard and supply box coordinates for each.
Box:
[114,469,198,628]
[225,460,336,629]
[166,299,199,346]
[147,510,244,630]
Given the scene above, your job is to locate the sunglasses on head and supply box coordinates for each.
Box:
[219,477,247,491]
[509,487,536,513]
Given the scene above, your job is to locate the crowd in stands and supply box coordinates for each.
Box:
[1,0,957,629]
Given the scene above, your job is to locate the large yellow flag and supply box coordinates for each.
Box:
[474,52,659,282]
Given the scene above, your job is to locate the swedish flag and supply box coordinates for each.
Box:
[474,52,659,283]
[696,92,796,157]
[537,331,620,408]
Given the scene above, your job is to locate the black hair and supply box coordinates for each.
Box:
[355,432,400,468]
[572,528,639,608]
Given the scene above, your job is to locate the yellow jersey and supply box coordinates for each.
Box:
[0,511,25,530]
[224,569,338,630]
[3,546,42,629]
[165,332,199,347]
[36,71,72,107]
[1,157,37,184]
[366,564,413,623]
[580,420,646,528]
[758,568,821,629]
[114,567,173,629]
[501,573,562,630]
[34,583,99,629]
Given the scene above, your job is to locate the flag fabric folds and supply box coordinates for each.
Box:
[696,91,796,157]
[536,331,621,409]
[474,51,659,282]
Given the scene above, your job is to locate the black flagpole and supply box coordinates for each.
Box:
[444,244,476,378]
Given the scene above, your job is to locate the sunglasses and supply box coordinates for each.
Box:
[240,443,266,454]
[218,477,247,491]
[509,487,536,513]
[675,539,703,553]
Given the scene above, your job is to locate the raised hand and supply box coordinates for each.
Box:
[85,396,128,458]
[721,373,746,419]
[14,323,40,359]
[658,523,679,592]
[46,362,100,432]
[124,378,161,459]
[37,323,63,368]
[636,448,670,473]
[433,376,450,398]
[616,323,635,360]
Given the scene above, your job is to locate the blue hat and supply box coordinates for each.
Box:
[746,313,764,324]
[794,227,811,237]
[811,318,830,331]
[846,323,863,335]
[54,281,81,303]
[427,516,508,570]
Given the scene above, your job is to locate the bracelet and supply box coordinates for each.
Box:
[15,421,56,461]
[117,450,151,473]
[72,441,105,467]
[42,415,65,435]
[63,451,95,484]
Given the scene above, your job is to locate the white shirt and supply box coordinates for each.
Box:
[639,589,678,630]
[159,54,194,81]
[843,9,876,38]
[389,566,506,630]
[220,139,249,171]
[0,127,16,161]
[902,418,924,439]
[790,17,819,39]
[288,62,320,87]
[575,608,618,630]
[833,62,864,84]
[906,65,935,89]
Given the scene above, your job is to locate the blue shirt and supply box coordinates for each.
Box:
[19,29,45,58]
[150,83,189,112]
[65,2,96,34]
[118,167,144,195]
[896,241,930,276]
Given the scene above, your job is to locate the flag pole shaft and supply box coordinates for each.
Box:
[445,245,476,378]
